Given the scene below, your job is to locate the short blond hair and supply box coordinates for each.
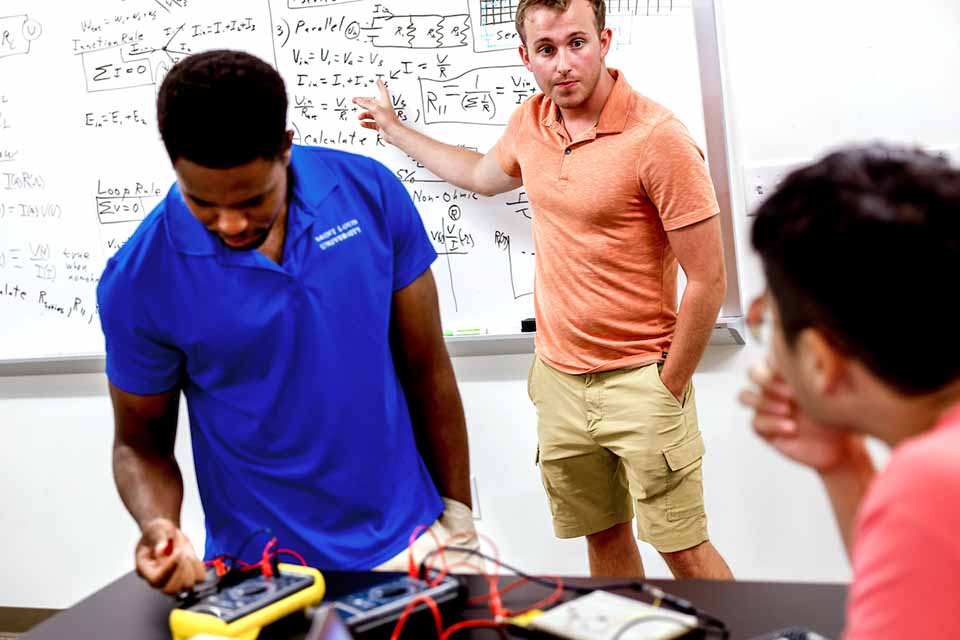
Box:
[514,0,606,44]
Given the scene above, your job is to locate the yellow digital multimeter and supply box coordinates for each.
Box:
[169,563,326,640]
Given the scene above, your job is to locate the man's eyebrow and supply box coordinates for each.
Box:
[533,31,589,47]
[185,189,270,208]
[233,193,267,207]
[184,191,214,206]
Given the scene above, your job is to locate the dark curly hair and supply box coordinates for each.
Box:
[157,50,288,168]
[752,145,960,395]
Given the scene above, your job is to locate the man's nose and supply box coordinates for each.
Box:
[556,48,571,73]
[216,209,248,236]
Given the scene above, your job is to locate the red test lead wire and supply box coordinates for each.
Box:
[389,594,444,640]
[275,548,308,566]
[260,538,278,578]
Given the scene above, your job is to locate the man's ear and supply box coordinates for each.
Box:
[796,328,848,396]
[518,44,532,72]
[599,27,613,58]
[281,130,294,165]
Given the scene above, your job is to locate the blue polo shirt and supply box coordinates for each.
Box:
[97,145,444,569]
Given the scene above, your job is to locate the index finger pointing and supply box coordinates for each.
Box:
[377,79,391,104]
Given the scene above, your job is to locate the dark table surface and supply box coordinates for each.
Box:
[23,570,847,640]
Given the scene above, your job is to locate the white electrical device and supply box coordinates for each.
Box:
[524,590,698,640]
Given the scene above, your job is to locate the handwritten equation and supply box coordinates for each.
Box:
[419,65,535,126]
[84,108,150,129]
[0,0,546,345]
[94,180,165,257]
[0,240,99,288]
[75,5,271,94]
[273,1,537,318]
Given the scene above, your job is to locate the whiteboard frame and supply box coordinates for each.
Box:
[0,323,745,377]
[0,0,743,375]
[693,0,743,319]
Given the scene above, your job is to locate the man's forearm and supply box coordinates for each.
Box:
[113,444,185,530]
[383,122,491,196]
[660,277,725,395]
[819,437,876,560]
[402,358,472,508]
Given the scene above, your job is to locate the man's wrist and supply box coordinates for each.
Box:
[380,118,404,146]
[140,514,179,533]
[658,365,688,400]
[817,434,873,478]
[441,488,472,510]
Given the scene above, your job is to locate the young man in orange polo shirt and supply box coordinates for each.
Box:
[354,0,731,579]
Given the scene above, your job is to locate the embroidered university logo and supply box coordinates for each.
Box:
[315,219,362,251]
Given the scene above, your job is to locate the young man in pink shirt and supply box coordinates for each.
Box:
[741,145,960,638]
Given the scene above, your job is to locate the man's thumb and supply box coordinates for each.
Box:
[153,537,174,557]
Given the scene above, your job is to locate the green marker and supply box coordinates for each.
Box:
[444,328,484,336]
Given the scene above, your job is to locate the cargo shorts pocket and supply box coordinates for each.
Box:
[654,362,690,410]
[662,432,706,522]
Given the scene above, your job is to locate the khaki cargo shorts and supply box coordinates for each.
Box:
[528,356,709,553]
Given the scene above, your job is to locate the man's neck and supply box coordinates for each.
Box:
[257,205,288,265]
[558,68,616,138]
[257,168,293,265]
[863,380,960,447]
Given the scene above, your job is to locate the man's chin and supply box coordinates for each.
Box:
[552,92,586,110]
[219,234,268,251]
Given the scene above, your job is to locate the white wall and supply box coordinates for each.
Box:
[3,0,959,609]
[0,347,849,610]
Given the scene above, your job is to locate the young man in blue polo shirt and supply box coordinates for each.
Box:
[98,50,474,595]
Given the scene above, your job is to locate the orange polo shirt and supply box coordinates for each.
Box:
[494,69,719,374]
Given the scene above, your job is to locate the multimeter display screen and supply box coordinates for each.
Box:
[179,572,315,623]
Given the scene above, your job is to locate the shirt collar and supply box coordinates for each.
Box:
[165,145,338,257]
[539,68,634,135]
[936,401,960,431]
[165,184,216,256]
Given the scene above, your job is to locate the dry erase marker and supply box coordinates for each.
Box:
[443,328,486,336]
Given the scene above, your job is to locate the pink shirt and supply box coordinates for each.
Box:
[846,402,960,639]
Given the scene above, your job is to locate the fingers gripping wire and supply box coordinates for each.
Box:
[406,524,449,579]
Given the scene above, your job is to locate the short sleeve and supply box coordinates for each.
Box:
[492,105,524,179]
[372,161,437,291]
[637,118,719,231]
[844,455,960,639]
[97,260,183,395]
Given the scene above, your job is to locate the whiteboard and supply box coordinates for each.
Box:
[0,0,737,364]
[713,0,960,311]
